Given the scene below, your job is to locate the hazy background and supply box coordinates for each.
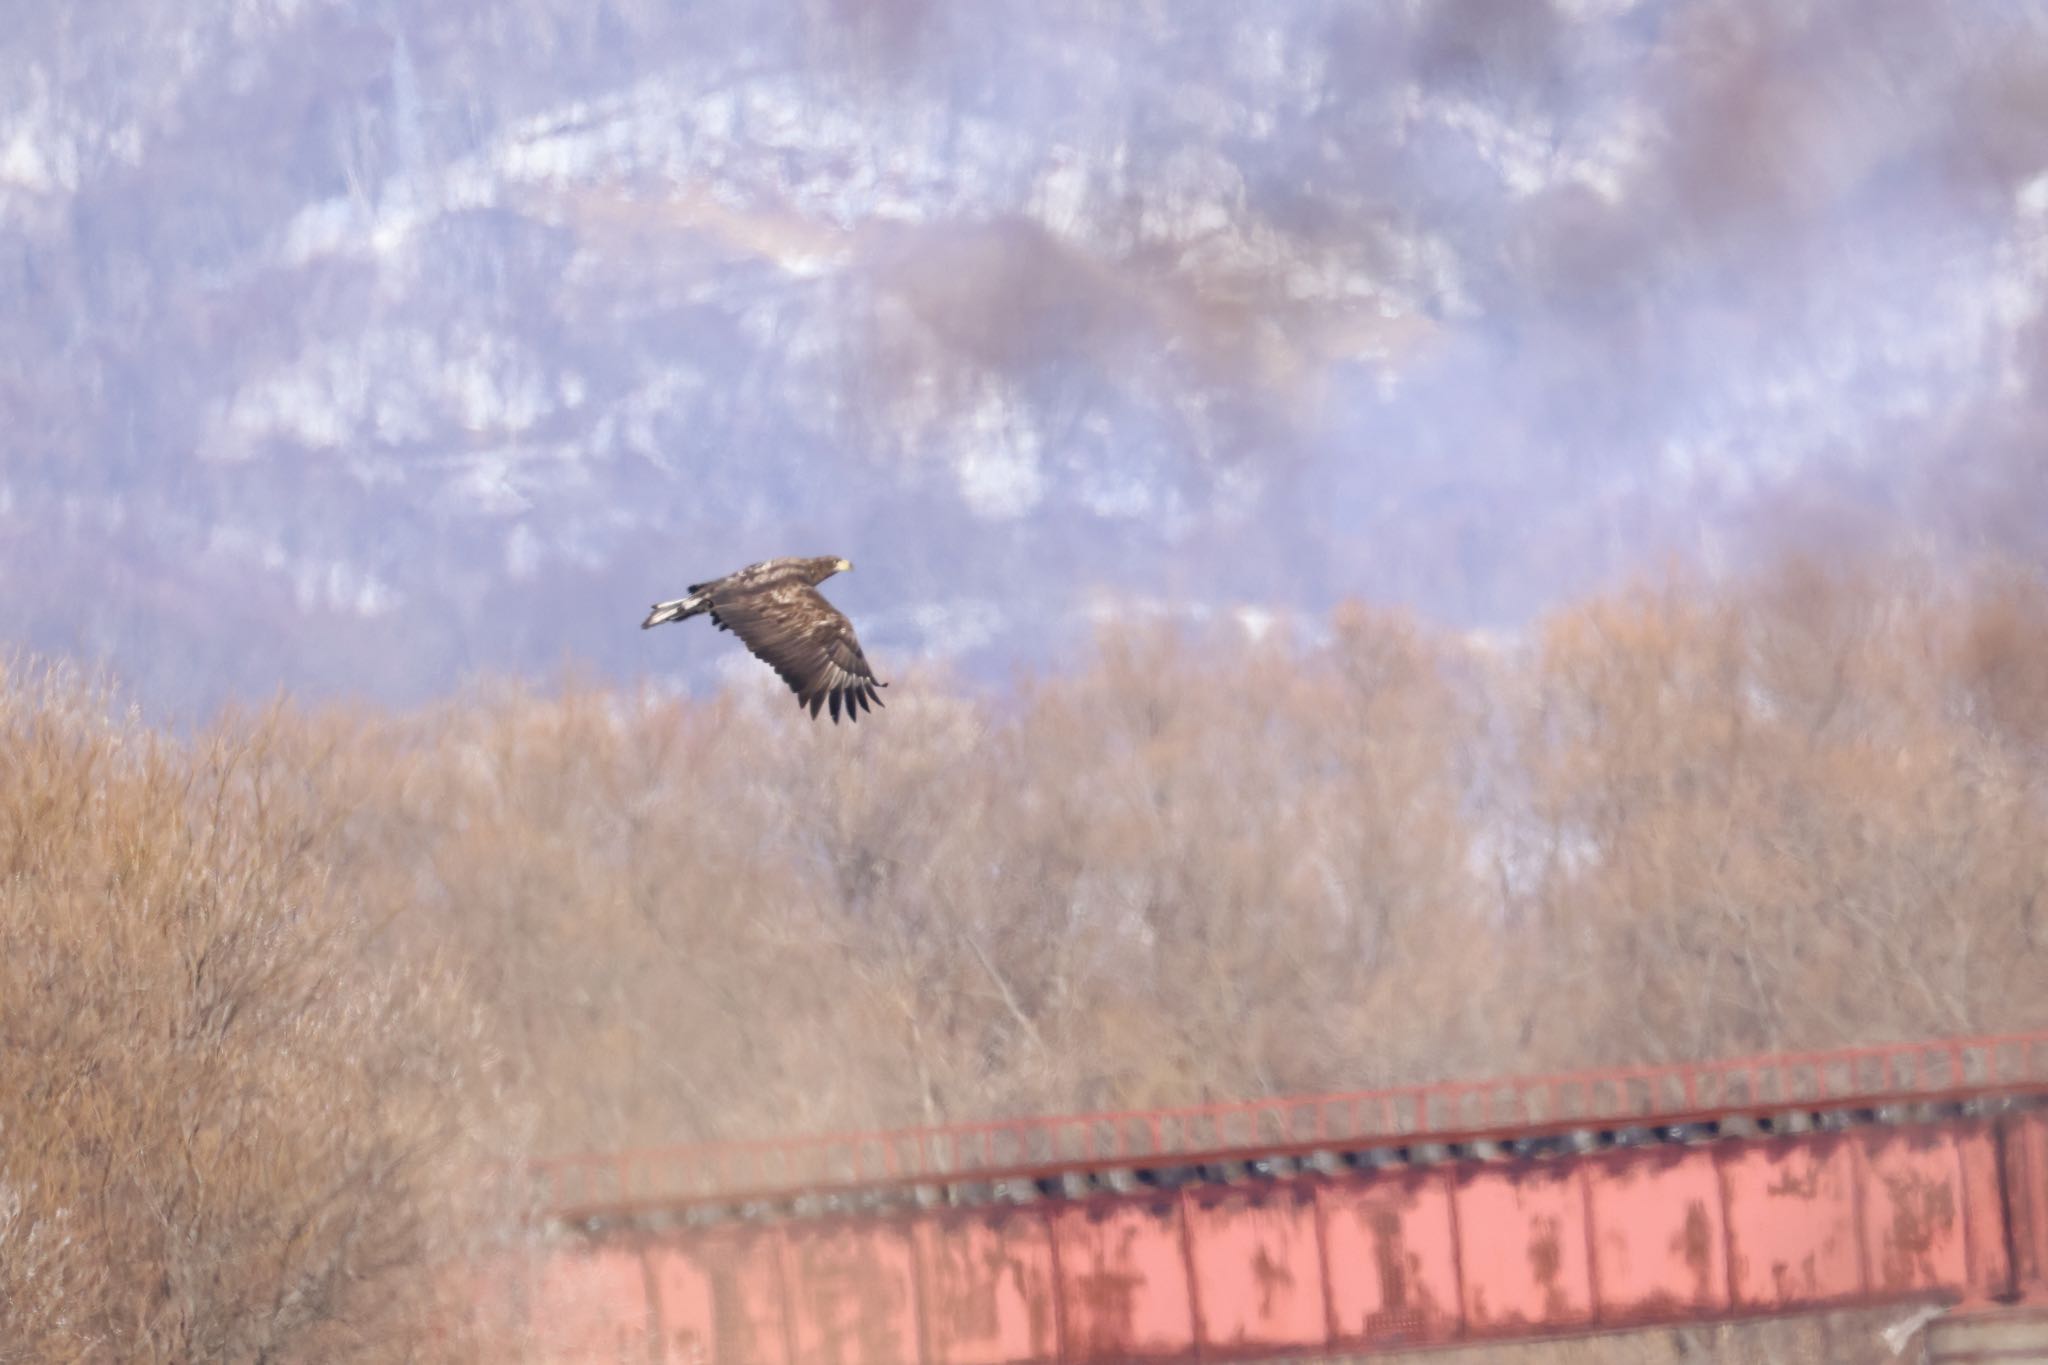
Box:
[7,0,2047,717]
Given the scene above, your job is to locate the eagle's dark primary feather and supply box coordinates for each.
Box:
[640,555,886,723]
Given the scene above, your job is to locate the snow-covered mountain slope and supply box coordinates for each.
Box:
[3,1,2045,715]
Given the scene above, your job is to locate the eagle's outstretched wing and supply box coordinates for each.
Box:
[710,582,886,722]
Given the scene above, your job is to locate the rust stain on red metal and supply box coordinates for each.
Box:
[647,1226,790,1365]
[1183,1184,1326,1352]
[1722,1137,1861,1308]
[1857,1128,1965,1295]
[1318,1171,1458,1346]
[1679,1200,1714,1298]
[915,1210,1059,1365]
[782,1220,918,1365]
[1453,1164,1593,1332]
[1366,1208,1412,1321]
[1585,1149,1729,1320]
[1051,1198,1194,1361]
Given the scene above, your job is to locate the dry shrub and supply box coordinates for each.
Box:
[1515,553,2048,1067]
[0,661,490,1363]
[985,607,1495,1108]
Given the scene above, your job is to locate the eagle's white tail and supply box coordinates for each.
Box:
[641,592,708,629]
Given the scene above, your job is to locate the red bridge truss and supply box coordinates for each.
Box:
[463,1031,2048,1362]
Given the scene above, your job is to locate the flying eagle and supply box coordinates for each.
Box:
[641,555,887,722]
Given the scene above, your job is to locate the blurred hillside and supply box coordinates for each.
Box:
[4,1,2047,716]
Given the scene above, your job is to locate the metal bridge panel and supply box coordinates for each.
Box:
[1452,1163,1595,1333]
[1585,1148,1729,1320]
[1182,1184,1327,1354]
[914,1210,1060,1365]
[1722,1137,1861,1308]
[1051,1197,1196,1361]
[1857,1127,1969,1299]
[647,1227,791,1365]
[2007,1110,2048,1301]
[781,1221,920,1365]
[645,1242,714,1365]
[1955,1122,2013,1304]
[495,1032,2048,1359]
[1316,1170,1460,1348]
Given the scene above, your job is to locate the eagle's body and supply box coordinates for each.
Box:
[641,555,886,722]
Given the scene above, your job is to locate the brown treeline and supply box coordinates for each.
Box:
[4,550,2046,1358]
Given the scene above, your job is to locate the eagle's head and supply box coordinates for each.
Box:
[804,555,852,585]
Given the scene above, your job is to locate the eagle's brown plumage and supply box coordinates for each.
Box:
[640,555,886,722]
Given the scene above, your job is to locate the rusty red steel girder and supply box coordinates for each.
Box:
[524,1030,2048,1223]
[465,1031,2048,1363]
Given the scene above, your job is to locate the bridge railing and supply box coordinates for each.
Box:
[523,1030,2048,1222]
